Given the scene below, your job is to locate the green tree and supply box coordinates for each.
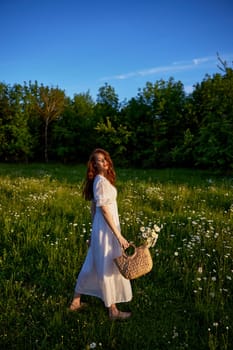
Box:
[121,78,186,167]
[142,78,186,166]
[94,83,131,161]
[52,92,96,162]
[192,68,233,169]
[22,81,43,160]
[96,83,119,115]
[0,82,33,161]
[33,84,65,162]
[94,83,120,126]
[120,96,154,167]
[95,116,132,166]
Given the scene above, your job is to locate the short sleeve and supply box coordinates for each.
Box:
[94,176,113,207]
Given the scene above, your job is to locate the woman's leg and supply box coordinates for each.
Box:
[108,304,131,319]
[69,294,82,310]
[108,303,118,316]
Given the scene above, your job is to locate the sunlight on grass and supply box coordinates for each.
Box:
[0,164,232,349]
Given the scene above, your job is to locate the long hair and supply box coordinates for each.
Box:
[82,148,116,201]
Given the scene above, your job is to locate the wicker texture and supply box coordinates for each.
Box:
[114,243,153,280]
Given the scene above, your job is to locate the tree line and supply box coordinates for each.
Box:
[0,58,233,170]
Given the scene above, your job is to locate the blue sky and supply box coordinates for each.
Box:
[1,0,233,101]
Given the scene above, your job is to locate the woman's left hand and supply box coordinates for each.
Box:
[118,235,130,250]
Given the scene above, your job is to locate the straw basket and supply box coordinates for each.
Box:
[114,243,153,280]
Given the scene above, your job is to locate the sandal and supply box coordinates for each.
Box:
[69,302,88,312]
[109,310,131,320]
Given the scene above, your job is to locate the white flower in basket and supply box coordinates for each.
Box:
[139,224,161,248]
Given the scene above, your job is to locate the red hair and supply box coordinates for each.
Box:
[82,148,116,200]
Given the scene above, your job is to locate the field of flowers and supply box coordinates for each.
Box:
[0,164,232,350]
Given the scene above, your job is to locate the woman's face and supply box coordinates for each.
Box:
[94,153,109,174]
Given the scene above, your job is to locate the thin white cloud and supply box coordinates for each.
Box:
[100,55,219,81]
[192,57,211,65]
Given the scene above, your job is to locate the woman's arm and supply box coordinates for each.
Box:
[101,205,129,249]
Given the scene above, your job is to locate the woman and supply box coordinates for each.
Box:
[69,148,132,320]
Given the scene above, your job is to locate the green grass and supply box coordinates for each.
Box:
[0,164,232,349]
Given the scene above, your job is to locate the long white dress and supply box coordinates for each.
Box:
[74,174,132,307]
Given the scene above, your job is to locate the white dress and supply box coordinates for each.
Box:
[74,174,132,307]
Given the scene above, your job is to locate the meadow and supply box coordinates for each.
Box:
[0,163,232,350]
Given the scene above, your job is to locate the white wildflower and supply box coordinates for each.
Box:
[153,224,161,232]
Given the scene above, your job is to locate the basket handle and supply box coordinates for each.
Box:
[122,243,137,258]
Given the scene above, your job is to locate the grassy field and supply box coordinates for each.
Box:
[0,163,232,350]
